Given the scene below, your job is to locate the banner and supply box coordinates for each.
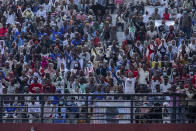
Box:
[155,20,175,27]
[91,102,130,124]
[144,6,165,17]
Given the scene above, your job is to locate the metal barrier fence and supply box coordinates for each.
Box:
[0,93,195,124]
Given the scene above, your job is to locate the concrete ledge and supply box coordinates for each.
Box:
[0,124,196,131]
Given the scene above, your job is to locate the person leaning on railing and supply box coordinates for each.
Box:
[175,81,186,123]
[185,84,196,123]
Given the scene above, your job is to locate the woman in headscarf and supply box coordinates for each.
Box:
[84,61,94,77]
[158,39,168,60]
[40,56,48,69]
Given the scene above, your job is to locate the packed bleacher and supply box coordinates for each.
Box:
[0,0,196,124]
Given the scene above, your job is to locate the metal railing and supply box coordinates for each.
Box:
[0,93,195,124]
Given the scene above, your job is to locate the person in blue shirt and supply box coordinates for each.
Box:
[16,98,28,123]
[67,97,79,124]
[93,85,105,100]
[17,35,25,47]
[51,27,63,42]
[32,2,40,13]
[13,25,23,41]
[0,70,5,80]
[38,29,48,40]
[3,99,17,123]
[72,39,82,47]
[53,100,66,124]
[72,32,82,46]
[60,21,70,35]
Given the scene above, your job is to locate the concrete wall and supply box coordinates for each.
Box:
[0,124,196,131]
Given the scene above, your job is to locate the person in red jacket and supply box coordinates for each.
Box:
[29,77,42,93]
[43,78,56,93]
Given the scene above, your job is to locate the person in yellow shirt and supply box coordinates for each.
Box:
[151,55,162,68]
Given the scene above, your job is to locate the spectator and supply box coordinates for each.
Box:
[185,85,196,123]
[0,0,196,124]
[163,8,170,21]
[28,97,41,123]
[151,8,161,20]
[0,23,8,38]
[67,97,79,124]
[29,77,42,93]
[53,100,66,124]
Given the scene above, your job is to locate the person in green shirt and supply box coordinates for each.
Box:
[78,78,87,94]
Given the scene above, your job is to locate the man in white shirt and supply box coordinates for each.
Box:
[42,0,52,12]
[143,11,150,23]
[6,11,16,25]
[28,98,41,123]
[122,72,137,94]
[160,76,171,92]
[36,6,47,18]
[188,38,196,53]
[147,26,157,40]
[43,101,53,123]
[138,65,149,86]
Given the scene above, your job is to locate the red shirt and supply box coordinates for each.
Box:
[122,40,128,54]
[43,84,56,93]
[193,75,196,88]
[163,13,170,21]
[0,27,8,37]
[126,70,138,78]
[94,37,100,47]
[29,83,42,93]
[187,75,196,88]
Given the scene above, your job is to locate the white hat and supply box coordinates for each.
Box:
[62,15,67,21]
[163,102,169,107]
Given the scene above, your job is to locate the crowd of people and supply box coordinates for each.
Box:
[0,0,196,124]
